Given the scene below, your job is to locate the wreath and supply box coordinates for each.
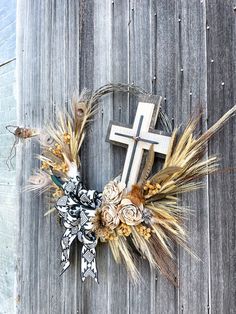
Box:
[23,83,236,285]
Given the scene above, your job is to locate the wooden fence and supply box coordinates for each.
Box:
[16,1,236,313]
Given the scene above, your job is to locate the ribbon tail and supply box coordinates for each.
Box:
[81,245,98,283]
[60,228,77,275]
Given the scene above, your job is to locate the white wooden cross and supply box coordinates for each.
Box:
[107,96,171,190]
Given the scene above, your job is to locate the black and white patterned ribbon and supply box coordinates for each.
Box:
[55,175,102,282]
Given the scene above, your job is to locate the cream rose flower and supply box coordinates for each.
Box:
[117,199,143,226]
[102,180,126,205]
[101,204,120,230]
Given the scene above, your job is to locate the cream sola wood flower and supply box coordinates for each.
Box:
[117,199,143,226]
[102,180,126,205]
[99,179,125,229]
[101,178,145,228]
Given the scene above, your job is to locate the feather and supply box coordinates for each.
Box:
[148,233,177,285]
[126,184,145,206]
[51,175,64,188]
[138,144,155,185]
[23,171,53,193]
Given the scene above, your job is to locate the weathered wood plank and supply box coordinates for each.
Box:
[175,1,210,314]
[128,2,155,314]
[150,1,210,313]
[206,1,236,313]
[109,1,130,313]
[80,1,112,313]
[17,1,48,313]
[149,1,177,313]
[150,1,179,313]
[0,1,17,313]
[16,0,236,313]
[16,0,81,313]
[78,2,96,313]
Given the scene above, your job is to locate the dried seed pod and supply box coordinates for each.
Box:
[5,125,39,170]
[74,102,87,122]
[6,125,38,139]
[15,127,32,138]
[24,171,52,194]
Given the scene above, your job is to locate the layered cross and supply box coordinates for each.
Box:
[107,97,171,190]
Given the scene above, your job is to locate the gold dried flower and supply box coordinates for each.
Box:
[117,223,132,237]
[55,143,61,149]
[106,234,118,241]
[53,162,68,173]
[144,180,161,198]
[61,162,69,173]
[117,199,143,226]
[92,210,113,241]
[51,143,63,157]
[53,187,64,199]
[63,133,71,144]
[41,161,50,170]
[136,224,152,240]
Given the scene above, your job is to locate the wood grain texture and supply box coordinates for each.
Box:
[128,2,155,314]
[16,0,235,313]
[150,2,178,313]
[206,1,236,314]
[0,1,17,313]
[175,1,210,314]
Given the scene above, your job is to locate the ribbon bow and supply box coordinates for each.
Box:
[55,175,102,282]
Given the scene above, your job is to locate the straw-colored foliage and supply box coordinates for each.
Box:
[106,106,235,285]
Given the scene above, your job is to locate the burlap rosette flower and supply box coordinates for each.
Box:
[101,204,120,230]
[117,198,143,226]
[102,180,126,205]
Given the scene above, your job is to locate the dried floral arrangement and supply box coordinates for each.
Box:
[22,83,236,284]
